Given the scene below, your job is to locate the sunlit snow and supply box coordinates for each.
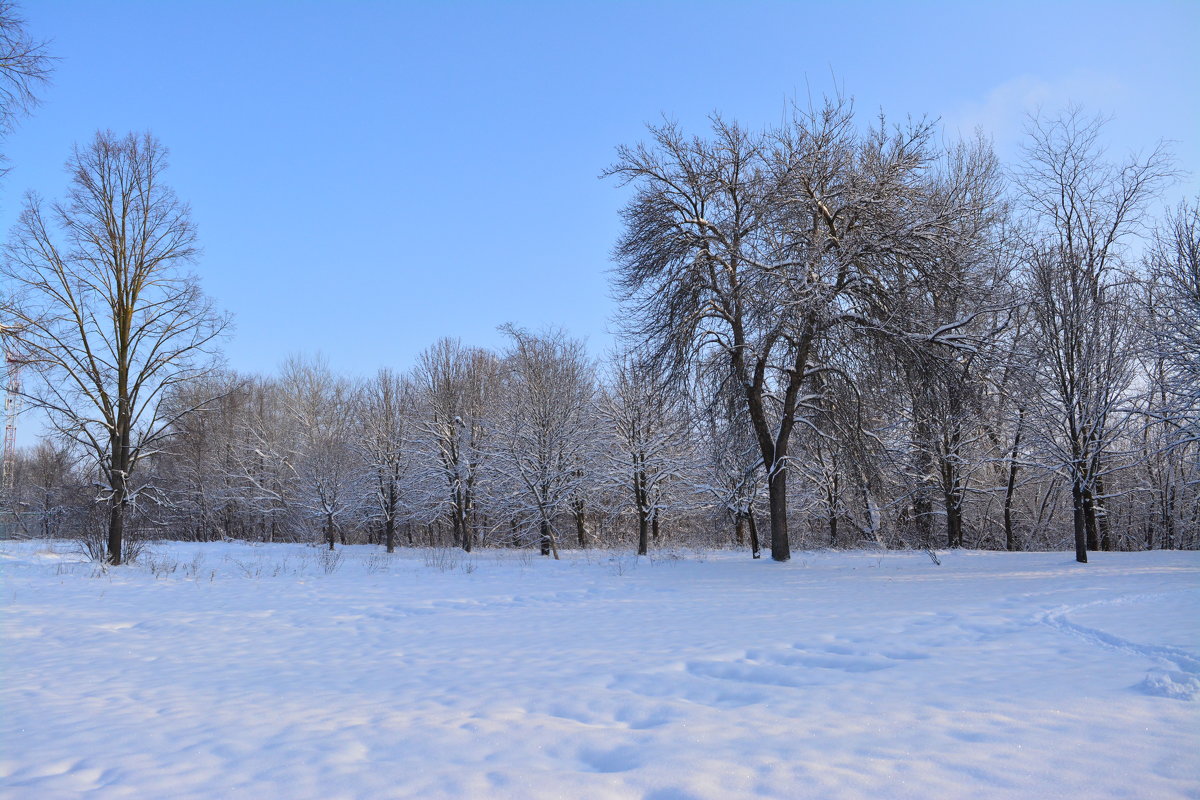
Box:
[2,541,1197,799]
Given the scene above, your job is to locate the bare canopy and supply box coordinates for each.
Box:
[2,130,229,564]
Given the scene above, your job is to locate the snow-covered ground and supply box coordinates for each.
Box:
[2,541,1197,800]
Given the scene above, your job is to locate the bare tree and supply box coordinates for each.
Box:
[9,438,80,538]
[1,131,229,563]
[151,370,248,541]
[0,0,53,178]
[494,326,595,558]
[607,98,1000,560]
[415,338,499,552]
[601,350,693,555]
[279,355,360,550]
[1137,199,1200,549]
[231,377,298,543]
[1015,109,1176,562]
[1145,199,1200,446]
[355,368,417,552]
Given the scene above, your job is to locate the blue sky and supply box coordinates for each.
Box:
[3,0,1198,399]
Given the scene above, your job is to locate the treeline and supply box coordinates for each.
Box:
[3,101,1198,559]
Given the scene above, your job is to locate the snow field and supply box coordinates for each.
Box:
[2,541,1198,799]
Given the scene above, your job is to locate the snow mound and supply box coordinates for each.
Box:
[1138,668,1200,701]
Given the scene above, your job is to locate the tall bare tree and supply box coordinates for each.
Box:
[2,131,228,563]
[607,98,1000,560]
[1015,109,1175,562]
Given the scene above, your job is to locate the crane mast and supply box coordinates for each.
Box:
[1,325,29,506]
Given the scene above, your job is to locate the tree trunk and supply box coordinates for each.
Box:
[1164,484,1176,550]
[107,432,131,565]
[574,503,588,548]
[1003,413,1022,552]
[1093,473,1111,551]
[826,466,839,546]
[945,495,963,549]
[107,496,125,566]
[768,467,789,561]
[912,491,934,549]
[634,468,649,556]
[747,510,761,559]
[450,504,463,548]
[385,515,395,553]
[1072,480,1088,563]
[1083,487,1099,551]
[539,518,560,559]
[734,513,745,547]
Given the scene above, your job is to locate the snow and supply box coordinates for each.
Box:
[2,541,1197,799]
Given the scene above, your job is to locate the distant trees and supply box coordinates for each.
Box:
[280,356,359,550]
[355,369,416,552]
[1137,199,1200,551]
[1145,199,1200,449]
[494,326,595,557]
[416,338,499,552]
[1,131,229,564]
[2,99,1195,561]
[601,351,691,556]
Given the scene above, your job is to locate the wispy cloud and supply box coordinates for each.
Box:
[943,72,1127,155]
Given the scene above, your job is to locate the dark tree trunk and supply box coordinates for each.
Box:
[945,496,963,549]
[540,519,551,556]
[767,466,790,561]
[734,513,745,547]
[1164,485,1176,550]
[940,452,965,548]
[107,497,125,566]
[911,491,934,549]
[574,503,588,548]
[1003,413,1023,551]
[385,515,395,553]
[634,468,649,556]
[1072,480,1088,563]
[747,510,761,559]
[107,431,131,565]
[450,504,463,548]
[826,463,839,546]
[651,512,661,544]
[637,509,649,556]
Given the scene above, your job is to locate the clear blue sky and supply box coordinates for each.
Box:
[3,0,1198,399]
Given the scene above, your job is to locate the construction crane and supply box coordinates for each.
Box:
[1,324,30,503]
